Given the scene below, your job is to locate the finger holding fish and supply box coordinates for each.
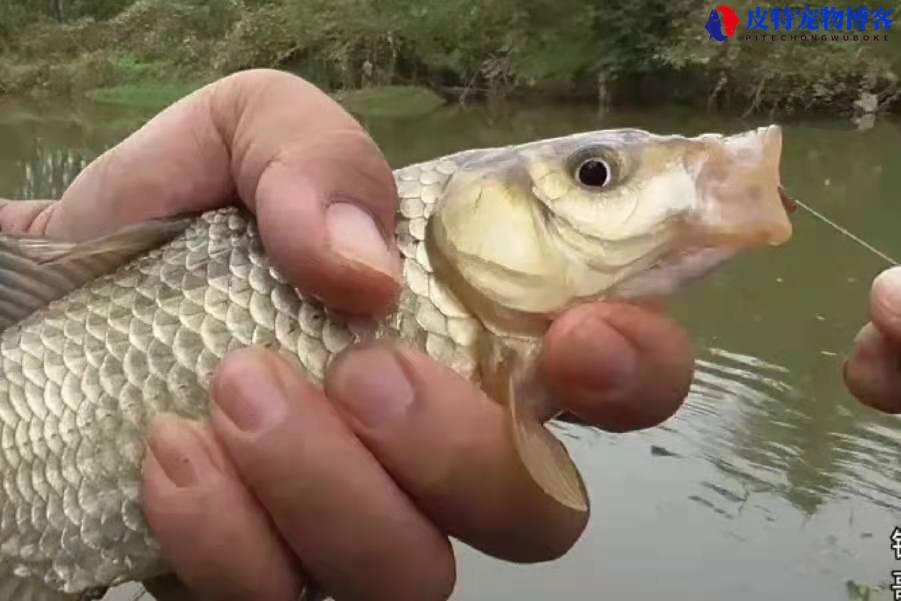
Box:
[421,124,792,510]
[0,70,694,442]
[0,68,402,316]
[141,415,303,601]
[0,74,796,601]
[137,342,603,601]
[541,130,795,434]
[542,301,695,432]
[205,347,456,601]
[144,341,593,601]
[325,342,589,563]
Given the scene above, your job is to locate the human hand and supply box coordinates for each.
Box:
[844,266,901,413]
[0,70,695,600]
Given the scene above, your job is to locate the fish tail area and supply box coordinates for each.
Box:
[0,216,193,333]
[0,573,84,601]
[486,342,590,514]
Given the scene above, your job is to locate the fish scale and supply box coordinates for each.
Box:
[0,153,484,600]
[0,125,795,600]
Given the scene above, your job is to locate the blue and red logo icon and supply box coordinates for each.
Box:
[706,5,740,41]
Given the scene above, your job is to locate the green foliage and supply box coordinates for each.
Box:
[0,0,132,24]
[212,3,307,74]
[0,0,899,114]
[88,81,206,109]
[594,0,692,75]
[0,3,35,53]
[656,0,900,113]
[334,85,446,117]
[276,0,599,93]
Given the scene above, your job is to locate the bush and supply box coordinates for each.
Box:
[657,0,899,113]
[212,4,306,74]
[0,0,897,115]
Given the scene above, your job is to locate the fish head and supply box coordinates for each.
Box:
[427,125,793,332]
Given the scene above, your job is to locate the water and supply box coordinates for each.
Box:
[2,95,901,601]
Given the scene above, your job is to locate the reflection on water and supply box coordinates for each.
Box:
[12,145,94,199]
[1,96,900,601]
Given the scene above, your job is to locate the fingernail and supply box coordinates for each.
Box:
[326,202,397,278]
[330,345,415,429]
[212,347,288,433]
[854,322,875,344]
[148,416,215,488]
[874,267,901,316]
[558,315,639,398]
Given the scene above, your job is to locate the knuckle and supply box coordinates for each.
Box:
[222,67,311,96]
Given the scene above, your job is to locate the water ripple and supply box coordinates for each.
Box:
[637,344,901,516]
[11,146,96,199]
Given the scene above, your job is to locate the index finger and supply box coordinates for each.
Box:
[0,69,401,316]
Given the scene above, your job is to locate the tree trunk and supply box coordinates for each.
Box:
[50,0,64,22]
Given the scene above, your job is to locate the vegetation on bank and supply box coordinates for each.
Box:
[0,0,899,116]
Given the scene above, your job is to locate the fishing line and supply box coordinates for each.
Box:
[793,198,898,267]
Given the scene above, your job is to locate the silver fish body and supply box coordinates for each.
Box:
[0,156,479,600]
[0,128,793,600]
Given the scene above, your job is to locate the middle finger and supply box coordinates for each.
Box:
[324,342,590,564]
[209,346,455,601]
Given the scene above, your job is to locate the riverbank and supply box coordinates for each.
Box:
[1,0,899,117]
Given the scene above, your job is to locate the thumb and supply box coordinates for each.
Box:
[0,70,402,317]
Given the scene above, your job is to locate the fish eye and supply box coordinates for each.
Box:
[576,158,611,188]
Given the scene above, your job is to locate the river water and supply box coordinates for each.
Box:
[1,95,900,601]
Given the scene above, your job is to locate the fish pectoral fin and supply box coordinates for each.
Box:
[0,216,193,331]
[0,574,85,601]
[509,378,590,513]
[482,337,590,514]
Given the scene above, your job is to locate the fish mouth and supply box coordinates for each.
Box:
[607,245,741,301]
[610,125,796,302]
[689,124,794,249]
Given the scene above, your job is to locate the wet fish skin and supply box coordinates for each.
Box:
[0,158,478,600]
[0,127,792,600]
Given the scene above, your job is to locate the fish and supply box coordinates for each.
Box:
[0,125,793,601]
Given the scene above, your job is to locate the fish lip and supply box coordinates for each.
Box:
[600,244,743,302]
[691,123,793,249]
